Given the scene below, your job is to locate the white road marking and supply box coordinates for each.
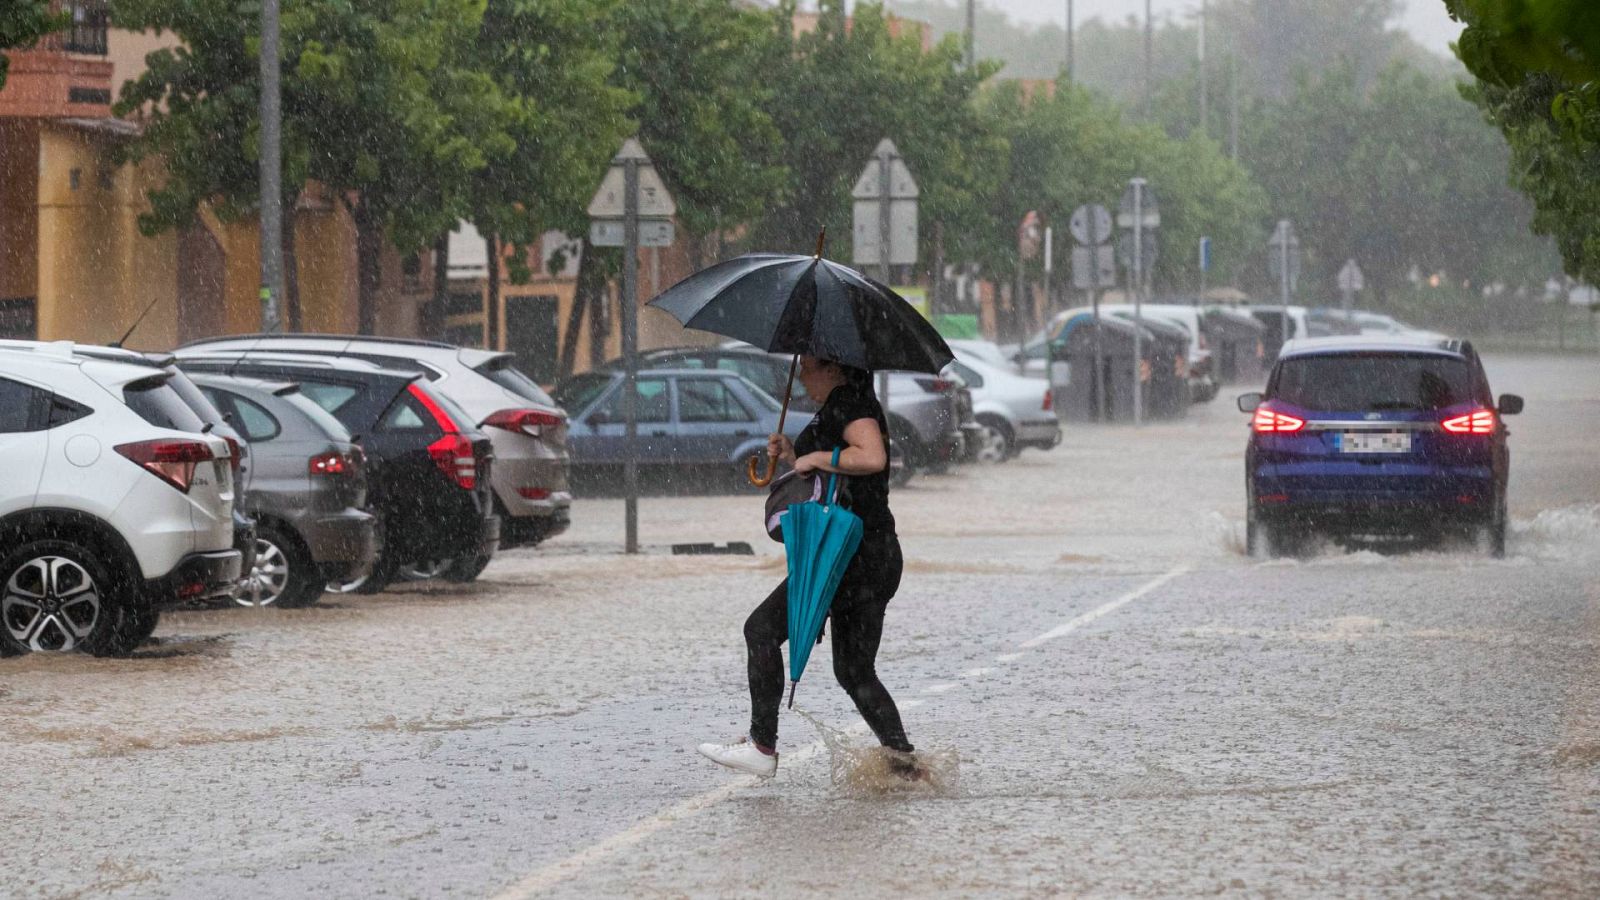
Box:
[1018,566,1190,649]
[960,667,995,679]
[492,564,1191,897]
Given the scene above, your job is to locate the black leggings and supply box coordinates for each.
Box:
[745,535,912,753]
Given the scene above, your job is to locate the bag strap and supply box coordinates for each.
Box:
[825,447,843,506]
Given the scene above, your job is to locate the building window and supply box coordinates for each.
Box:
[62,1,109,56]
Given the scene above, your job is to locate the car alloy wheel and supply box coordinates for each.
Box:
[2,556,101,652]
[233,537,290,607]
[974,423,1010,464]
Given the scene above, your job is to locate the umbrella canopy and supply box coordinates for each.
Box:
[648,253,953,375]
[781,454,864,707]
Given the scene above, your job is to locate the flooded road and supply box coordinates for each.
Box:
[2,354,1597,898]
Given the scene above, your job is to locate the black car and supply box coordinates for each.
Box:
[174,352,499,592]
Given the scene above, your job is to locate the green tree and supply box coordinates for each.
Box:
[115,0,518,331]
[0,0,66,91]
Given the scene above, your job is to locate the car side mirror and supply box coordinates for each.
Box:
[1497,393,1524,416]
[1237,392,1263,413]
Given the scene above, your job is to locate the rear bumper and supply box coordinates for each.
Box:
[301,508,380,570]
[1251,478,1499,531]
[151,549,243,607]
[501,498,571,548]
[1017,417,1062,449]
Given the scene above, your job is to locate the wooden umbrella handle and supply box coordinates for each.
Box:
[747,353,801,487]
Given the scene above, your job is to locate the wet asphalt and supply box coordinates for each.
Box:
[1,354,1597,898]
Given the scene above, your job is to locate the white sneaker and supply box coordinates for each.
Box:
[697,737,778,778]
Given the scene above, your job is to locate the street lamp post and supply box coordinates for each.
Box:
[258,0,283,333]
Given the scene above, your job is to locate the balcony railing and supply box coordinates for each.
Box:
[58,0,109,56]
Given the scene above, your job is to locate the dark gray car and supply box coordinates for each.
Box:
[190,374,379,608]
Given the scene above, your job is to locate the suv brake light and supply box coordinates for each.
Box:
[1042,387,1053,412]
[1252,406,1305,433]
[428,434,478,490]
[115,439,216,493]
[485,408,562,438]
[223,435,244,479]
[1441,408,1495,434]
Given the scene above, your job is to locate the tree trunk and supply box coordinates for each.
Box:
[422,233,449,341]
[282,195,302,332]
[559,237,595,378]
[354,199,382,335]
[485,232,502,350]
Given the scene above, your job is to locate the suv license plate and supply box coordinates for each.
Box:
[1338,431,1411,454]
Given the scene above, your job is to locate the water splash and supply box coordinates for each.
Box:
[793,708,960,797]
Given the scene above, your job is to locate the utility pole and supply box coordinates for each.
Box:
[1198,0,1208,139]
[1065,0,1074,83]
[1143,0,1153,118]
[965,0,976,70]
[258,0,283,332]
[1132,182,1145,425]
[1228,51,1239,162]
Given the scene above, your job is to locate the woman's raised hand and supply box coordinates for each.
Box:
[767,433,796,466]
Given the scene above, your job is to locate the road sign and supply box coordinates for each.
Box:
[851,139,920,200]
[1069,204,1112,246]
[590,219,674,248]
[852,138,920,269]
[1337,259,1365,293]
[1199,236,1212,272]
[1267,219,1301,289]
[1117,180,1161,230]
[1071,245,1117,289]
[586,139,676,219]
[587,137,676,555]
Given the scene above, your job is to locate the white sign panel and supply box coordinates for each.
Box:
[851,138,920,200]
[589,219,675,248]
[586,165,676,218]
[1071,245,1117,289]
[852,199,919,267]
[1337,259,1365,293]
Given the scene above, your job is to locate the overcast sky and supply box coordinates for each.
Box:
[877,1,1465,55]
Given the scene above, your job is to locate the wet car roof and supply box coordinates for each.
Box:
[1278,334,1466,359]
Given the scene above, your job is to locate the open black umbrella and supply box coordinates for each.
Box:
[647,236,953,485]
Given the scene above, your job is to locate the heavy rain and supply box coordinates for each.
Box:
[2,0,1598,897]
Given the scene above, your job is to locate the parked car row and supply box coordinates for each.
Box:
[554,341,1061,484]
[2,334,574,656]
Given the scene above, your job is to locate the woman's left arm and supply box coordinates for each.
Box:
[794,418,888,476]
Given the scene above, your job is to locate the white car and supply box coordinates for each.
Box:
[946,353,1061,462]
[0,344,240,656]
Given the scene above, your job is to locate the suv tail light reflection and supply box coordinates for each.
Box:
[1441,408,1495,434]
[1252,406,1305,433]
[116,439,216,493]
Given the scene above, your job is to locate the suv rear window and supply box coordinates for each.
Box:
[476,357,555,406]
[1272,353,1478,412]
[124,377,207,432]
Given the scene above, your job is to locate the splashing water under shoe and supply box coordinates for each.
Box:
[793,708,960,797]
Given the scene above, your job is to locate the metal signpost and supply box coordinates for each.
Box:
[259,0,283,333]
[1337,259,1365,323]
[588,138,676,554]
[1119,179,1159,425]
[853,138,919,412]
[1198,236,1211,306]
[1268,219,1300,347]
[1070,203,1115,419]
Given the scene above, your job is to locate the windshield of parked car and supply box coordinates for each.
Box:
[552,373,612,415]
[1271,353,1477,411]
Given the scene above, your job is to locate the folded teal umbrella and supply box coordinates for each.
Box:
[783,448,864,708]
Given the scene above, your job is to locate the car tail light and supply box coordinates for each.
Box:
[917,377,954,394]
[517,486,551,500]
[309,449,361,477]
[1042,387,1053,412]
[428,434,477,490]
[408,383,478,490]
[485,408,563,438]
[115,439,216,493]
[1441,408,1495,434]
[223,435,245,479]
[1252,406,1305,433]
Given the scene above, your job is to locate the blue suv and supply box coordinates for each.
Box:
[1239,336,1523,557]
